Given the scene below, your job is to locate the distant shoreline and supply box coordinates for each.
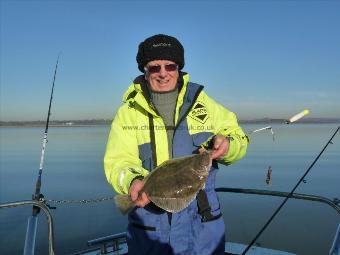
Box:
[1,118,339,127]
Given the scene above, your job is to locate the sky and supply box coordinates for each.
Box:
[1,0,339,121]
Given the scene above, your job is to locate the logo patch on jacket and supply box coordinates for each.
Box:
[189,101,209,124]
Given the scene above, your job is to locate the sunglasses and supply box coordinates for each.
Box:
[145,64,178,73]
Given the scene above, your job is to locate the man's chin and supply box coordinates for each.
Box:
[155,84,171,91]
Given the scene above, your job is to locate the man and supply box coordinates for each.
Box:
[104,34,248,255]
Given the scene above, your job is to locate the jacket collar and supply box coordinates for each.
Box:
[122,72,190,117]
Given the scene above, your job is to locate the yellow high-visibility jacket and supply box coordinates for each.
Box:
[104,73,248,195]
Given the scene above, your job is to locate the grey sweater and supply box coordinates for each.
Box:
[150,89,178,158]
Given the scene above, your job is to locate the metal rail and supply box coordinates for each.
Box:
[0,200,55,255]
[1,187,338,255]
[71,188,340,255]
[87,232,127,254]
[215,187,340,214]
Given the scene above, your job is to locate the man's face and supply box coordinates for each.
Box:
[145,60,179,92]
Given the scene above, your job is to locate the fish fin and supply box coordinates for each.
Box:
[114,194,134,215]
[151,194,196,213]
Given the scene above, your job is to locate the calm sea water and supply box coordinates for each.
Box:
[0,124,339,255]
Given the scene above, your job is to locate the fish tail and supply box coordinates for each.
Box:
[114,194,135,215]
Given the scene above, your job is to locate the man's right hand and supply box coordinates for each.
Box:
[129,179,150,208]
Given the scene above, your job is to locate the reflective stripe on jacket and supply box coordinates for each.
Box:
[104,73,248,255]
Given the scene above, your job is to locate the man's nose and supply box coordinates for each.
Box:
[159,66,167,76]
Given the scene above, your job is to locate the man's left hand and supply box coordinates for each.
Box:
[199,135,230,160]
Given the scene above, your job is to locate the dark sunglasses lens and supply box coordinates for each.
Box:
[165,64,178,71]
[147,64,178,73]
[147,65,161,73]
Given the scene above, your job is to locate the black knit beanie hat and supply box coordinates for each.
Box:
[136,34,185,73]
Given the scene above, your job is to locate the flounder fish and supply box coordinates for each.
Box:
[115,151,212,214]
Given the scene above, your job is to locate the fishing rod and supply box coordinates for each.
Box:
[241,125,340,255]
[24,55,60,255]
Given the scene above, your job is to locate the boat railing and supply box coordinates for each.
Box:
[0,199,55,255]
[1,188,339,255]
[73,188,340,254]
[215,187,340,214]
[86,232,127,254]
[215,187,340,255]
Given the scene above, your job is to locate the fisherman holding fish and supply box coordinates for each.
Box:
[104,34,249,255]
